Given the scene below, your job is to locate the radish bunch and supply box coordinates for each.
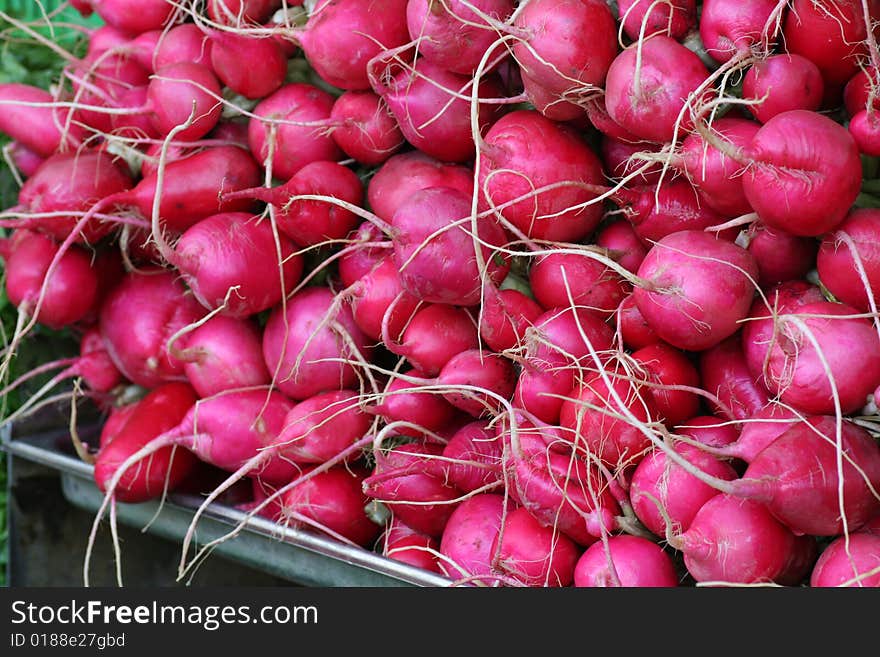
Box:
[2,0,880,588]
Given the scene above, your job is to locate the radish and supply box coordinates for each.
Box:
[743,299,880,415]
[629,442,739,537]
[0,83,83,157]
[152,23,214,72]
[148,62,224,141]
[383,519,444,574]
[477,109,607,243]
[524,305,616,371]
[479,285,544,354]
[634,230,759,352]
[349,257,419,343]
[93,382,199,504]
[407,0,514,75]
[174,315,270,398]
[742,54,824,123]
[6,142,45,179]
[99,269,205,389]
[279,466,380,548]
[617,294,661,350]
[600,136,663,186]
[223,161,364,248]
[529,251,629,318]
[698,0,780,64]
[742,223,818,288]
[594,220,649,275]
[383,303,478,376]
[512,0,618,118]
[12,149,133,243]
[441,421,503,493]
[390,186,510,306]
[207,30,288,100]
[328,90,405,166]
[674,415,740,450]
[810,533,880,587]
[369,371,459,438]
[630,342,700,427]
[1,231,99,330]
[573,535,679,587]
[363,442,463,538]
[367,151,474,222]
[491,507,580,587]
[604,35,710,143]
[274,390,371,465]
[164,212,304,318]
[369,55,505,163]
[73,0,177,34]
[296,0,410,91]
[338,222,389,288]
[817,209,880,313]
[439,493,507,583]
[699,334,771,422]
[262,286,373,400]
[709,403,800,463]
[848,109,880,156]
[513,365,577,425]
[432,349,517,417]
[248,83,343,181]
[616,0,696,41]
[207,0,283,25]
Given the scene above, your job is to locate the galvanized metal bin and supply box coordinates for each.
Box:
[2,415,453,587]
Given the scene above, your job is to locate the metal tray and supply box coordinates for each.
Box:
[2,420,453,588]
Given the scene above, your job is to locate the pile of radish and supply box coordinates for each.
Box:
[3,0,880,588]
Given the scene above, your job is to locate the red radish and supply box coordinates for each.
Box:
[369,56,505,163]
[742,54,824,123]
[439,493,507,583]
[783,0,876,87]
[634,230,759,352]
[743,223,818,288]
[296,0,410,91]
[441,421,503,493]
[712,403,800,463]
[137,141,194,180]
[671,494,805,584]
[390,186,510,306]
[616,180,732,245]
[367,151,474,222]
[631,342,700,427]
[152,23,213,71]
[274,390,370,465]
[363,442,463,538]
[93,382,199,504]
[479,285,544,353]
[512,0,618,116]
[280,465,380,547]
[574,535,679,587]
[224,161,364,248]
[167,212,304,318]
[513,365,576,425]
[478,110,607,243]
[595,220,648,274]
[406,0,514,75]
[604,35,710,143]
[0,83,83,157]
[492,506,580,587]
[12,149,133,243]
[817,208,880,312]
[208,31,288,99]
[248,83,343,181]
[616,0,696,41]
[629,442,738,537]
[74,327,124,394]
[338,222,389,288]
[434,349,517,417]
[734,415,880,536]
[174,315,270,398]
[600,136,664,186]
[559,367,658,469]
[106,145,262,234]
[262,286,373,400]
[7,142,45,178]
[148,62,223,141]
[383,519,444,574]
[699,334,771,422]
[99,401,139,450]
[698,0,779,64]
[617,294,661,350]
[734,110,862,237]
[810,533,880,587]
[678,117,760,218]
[844,68,876,117]
[349,258,419,343]
[385,303,478,376]
[525,305,615,370]
[675,415,740,450]
[99,269,205,389]
[529,251,629,317]
[848,109,880,156]
[369,371,459,438]
[1,231,98,329]
[74,0,177,34]
[85,25,130,58]
[207,0,282,25]
[328,90,404,165]
[743,299,880,415]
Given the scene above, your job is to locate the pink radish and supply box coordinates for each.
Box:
[478,285,544,353]
[491,507,580,587]
[616,0,696,41]
[439,493,507,583]
[574,535,680,587]
[742,54,824,123]
[441,421,503,493]
[699,334,770,422]
[328,90,405,165]
[529,251,629,318]
[384,303,478,376]
[810,533,880,587]
[817,208,880,313]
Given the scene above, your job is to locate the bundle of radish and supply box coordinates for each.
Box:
[4,0,880,588]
